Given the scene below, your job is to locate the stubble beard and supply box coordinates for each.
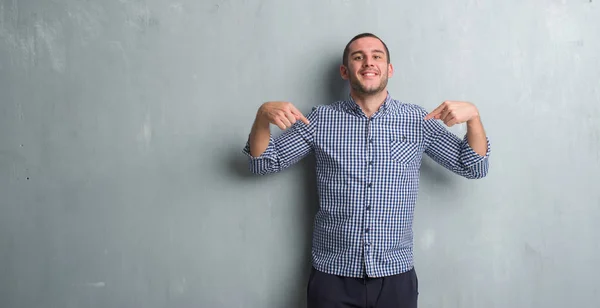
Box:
[350,72,388,96]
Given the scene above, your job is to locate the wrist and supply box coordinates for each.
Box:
[466,115,481,127]
[254,110,270,128]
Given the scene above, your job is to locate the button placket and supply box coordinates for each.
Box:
[364,118,374,255]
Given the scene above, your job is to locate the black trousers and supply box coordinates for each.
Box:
[306,267,419,308]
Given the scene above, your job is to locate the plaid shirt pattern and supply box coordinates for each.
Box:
[243,93,490,278]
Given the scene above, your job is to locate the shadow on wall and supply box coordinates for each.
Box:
[288,155,319,308]
[228,56,347,308]
[284,57,347,308]
[419,156,455,187]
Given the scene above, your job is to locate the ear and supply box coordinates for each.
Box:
[340,65,349,80]
[387,63,394,78]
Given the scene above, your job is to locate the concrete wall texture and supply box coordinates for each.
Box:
[1,0,599,307]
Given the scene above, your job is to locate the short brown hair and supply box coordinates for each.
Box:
[342,33,390,67]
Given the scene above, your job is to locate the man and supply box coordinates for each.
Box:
[242,33,490,308]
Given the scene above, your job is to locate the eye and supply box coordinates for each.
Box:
[353,55,363,60]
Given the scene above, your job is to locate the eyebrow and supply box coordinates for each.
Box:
[350,49,386,57]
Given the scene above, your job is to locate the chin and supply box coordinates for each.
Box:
[349,77,387,95]
[362,83,383,92]
[357,80,377,88]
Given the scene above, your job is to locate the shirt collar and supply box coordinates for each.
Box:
[344,91,397,118]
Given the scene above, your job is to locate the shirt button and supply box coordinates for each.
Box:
[365,228,370,233]
[368,161,374,166]
[367,183,372,188]
[366,206,371,211]
[369,139,373,144]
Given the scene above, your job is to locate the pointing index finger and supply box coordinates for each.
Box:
[291,107,310,125]
[425,103,445,120]
[299,114,310,125]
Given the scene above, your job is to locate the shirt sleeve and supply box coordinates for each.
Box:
[422,112,490,179]
[242,106,319,175]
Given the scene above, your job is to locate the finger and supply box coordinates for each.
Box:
[441,112,454,124]
[440,106,452,120]
[272,118,287,130]
[298,113,310,125]
[444,115,458,127]
[274,110,294,127]
[279,116,292,128]
[446,119,459,127]
[284,111,297,125]
[425,103,445,120]
[290,107,310,125]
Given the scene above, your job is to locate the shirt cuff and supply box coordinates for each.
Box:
[459,135,491,167]
[243,136,277,158]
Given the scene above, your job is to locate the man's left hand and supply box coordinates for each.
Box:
[424,101,480,127]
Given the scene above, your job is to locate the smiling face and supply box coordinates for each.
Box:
[341,36,394,96]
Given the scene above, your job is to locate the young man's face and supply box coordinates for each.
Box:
[341,37,394,96]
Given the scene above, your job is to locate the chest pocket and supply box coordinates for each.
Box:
[389,134,422,165]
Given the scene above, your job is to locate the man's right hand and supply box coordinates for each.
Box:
[257,101,310,130]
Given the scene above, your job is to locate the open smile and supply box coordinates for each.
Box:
[360,70,379,78]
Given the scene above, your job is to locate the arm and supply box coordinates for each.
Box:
[247,115,273,158]
[464,116,487,157]
[423,101,490,179]
[242,103,318,175]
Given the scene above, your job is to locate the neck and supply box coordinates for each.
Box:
[350,89,388,117]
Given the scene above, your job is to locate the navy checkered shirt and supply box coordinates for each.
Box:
[243,93,490,278]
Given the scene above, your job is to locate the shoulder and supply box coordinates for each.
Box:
[314,100,347,111]
[305,100,348,116]
[392,99,429,118]
[392,100,448,136]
